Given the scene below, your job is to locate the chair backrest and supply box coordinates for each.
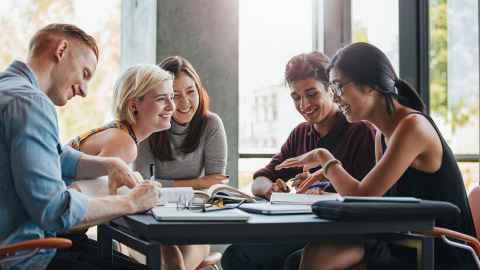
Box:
[0,238,72,264]
[469,186,480,239]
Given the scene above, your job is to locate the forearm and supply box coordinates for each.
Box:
[325,164,362,196]
[251,177,273,197]
[171,174,228,189]
[75,154,117,179]
[73,195,134,230]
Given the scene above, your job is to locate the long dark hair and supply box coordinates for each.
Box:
[149,56,210,161]
[327,42,425,114]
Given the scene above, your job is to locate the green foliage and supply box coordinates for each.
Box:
[429,1,448,120]
[430,0,479,133]
[353,24,368,43]
[0,0,120,142]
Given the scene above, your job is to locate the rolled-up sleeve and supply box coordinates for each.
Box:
[3,96,88,232]
[60,144,81,186]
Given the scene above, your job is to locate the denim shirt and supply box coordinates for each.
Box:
[0,61,89,270]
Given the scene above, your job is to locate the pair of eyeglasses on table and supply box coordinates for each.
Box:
[175,198,248,213]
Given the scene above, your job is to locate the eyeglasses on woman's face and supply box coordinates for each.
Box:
[327,81,353,97]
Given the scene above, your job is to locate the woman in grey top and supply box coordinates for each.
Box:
[134,56,227,270]
[135,56,228,188]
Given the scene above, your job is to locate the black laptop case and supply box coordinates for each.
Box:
[311,199,460,221]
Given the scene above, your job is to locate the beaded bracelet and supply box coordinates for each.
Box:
[323,159,342,176]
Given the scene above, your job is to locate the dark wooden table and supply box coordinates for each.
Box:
[98,212,435,270]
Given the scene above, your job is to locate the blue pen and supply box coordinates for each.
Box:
[307,182,331,190]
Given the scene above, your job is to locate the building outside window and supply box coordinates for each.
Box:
[238,0,312,191]
[239,0,479,193]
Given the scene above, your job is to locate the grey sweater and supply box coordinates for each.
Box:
[134,112,227,181]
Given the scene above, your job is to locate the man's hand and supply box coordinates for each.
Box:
[127,181,160,213]
[106,157,138,195]
[265,179,290,199]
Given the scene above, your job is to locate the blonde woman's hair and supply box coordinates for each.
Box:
[112,64,173,124]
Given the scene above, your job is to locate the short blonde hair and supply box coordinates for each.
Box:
[112,64,173,124]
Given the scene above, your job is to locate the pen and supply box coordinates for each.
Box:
[285,176,298,184]
[307,182,331,190]
[149,163,156,181]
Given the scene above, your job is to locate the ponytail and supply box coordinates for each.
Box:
[395,79,425,113]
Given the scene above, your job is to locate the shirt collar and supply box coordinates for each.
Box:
[170,119,190,135]
[6,60,41,91]
[310,111,349,141]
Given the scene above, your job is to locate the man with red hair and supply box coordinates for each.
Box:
[0,24,162,270]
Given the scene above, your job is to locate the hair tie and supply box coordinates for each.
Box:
[392,79,400,95]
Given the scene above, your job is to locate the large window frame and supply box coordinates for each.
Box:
[239,0,479,165]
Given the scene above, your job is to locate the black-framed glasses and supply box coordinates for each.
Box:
[175,197,247,212]
[328,81,353,97]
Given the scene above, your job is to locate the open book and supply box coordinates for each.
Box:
[193,183,256,204]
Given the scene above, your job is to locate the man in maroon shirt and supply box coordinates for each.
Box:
[222,52,376,270]
[252,52,376,199]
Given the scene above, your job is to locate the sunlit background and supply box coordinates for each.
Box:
[0,0,477,195]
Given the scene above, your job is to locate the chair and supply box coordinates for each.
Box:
[469,186,480,238]
[421,186,480,269]
[195,251,222,270]
[0,237,72,264]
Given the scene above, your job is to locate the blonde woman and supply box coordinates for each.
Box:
[69,64,190,270]
[69,64,175,167]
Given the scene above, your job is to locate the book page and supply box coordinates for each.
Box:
[207,184,254,199]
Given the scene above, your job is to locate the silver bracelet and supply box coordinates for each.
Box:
[323,159,342,176]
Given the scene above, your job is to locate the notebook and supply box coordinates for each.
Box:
[270,192,342,205]
[151,206,250,221]
[72,177,193,205]
[270,193,419,205]
[239,203,312,215]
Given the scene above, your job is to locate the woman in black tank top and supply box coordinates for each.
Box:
[276,43,476,270]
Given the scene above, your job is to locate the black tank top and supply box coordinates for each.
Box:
[381,112,476,268]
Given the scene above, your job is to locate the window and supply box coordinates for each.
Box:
[351,0,399,72]
[238,0,313,191]
[429,0,479,192]
[0,0,120,142]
